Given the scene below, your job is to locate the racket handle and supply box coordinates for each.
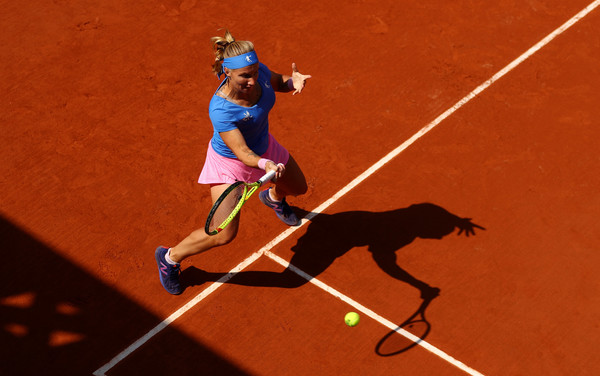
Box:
[258,170,277,185]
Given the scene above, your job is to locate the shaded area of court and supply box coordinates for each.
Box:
[0,217,249,375]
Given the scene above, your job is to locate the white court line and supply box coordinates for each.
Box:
[94,1,600,374]
[263,250,484,376]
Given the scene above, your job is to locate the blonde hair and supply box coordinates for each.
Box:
[211,30,255,76]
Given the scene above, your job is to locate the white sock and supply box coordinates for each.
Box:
[165,248,178,265]
[268,188,282,202]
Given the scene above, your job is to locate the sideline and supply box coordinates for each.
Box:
[94,1,600,374]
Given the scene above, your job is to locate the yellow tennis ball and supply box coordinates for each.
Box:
[345,312,360,327]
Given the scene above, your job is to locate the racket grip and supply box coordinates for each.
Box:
[258,170,277,185]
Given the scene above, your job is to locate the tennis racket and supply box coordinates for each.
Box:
[204,170,276,235]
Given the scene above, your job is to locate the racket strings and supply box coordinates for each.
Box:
[208,185,245,233]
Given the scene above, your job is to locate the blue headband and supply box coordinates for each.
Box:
[220,51,258,78]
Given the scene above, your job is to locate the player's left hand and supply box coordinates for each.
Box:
[290,63,312,95]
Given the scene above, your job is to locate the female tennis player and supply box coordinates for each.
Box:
[155,30,311,294]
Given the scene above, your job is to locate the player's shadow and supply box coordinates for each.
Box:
[181,202,484,300]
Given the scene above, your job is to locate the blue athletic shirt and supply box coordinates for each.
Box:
[209,62,276,159]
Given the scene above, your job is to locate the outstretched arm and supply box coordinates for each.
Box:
[270,63,312,95]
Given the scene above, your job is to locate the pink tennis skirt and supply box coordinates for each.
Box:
[198,133,290,185]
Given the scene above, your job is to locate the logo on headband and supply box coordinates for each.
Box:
[246,55,253,63]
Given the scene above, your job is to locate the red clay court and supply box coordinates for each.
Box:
[1,1,599,375]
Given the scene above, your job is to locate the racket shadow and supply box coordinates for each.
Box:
[375,297,434,356]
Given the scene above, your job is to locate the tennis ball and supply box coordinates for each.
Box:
[344,312,360,327]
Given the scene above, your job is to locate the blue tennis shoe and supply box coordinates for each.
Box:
[259,188,300,226]
[155,246,182,295]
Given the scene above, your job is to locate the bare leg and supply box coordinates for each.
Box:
[169,184,240,263]
[270,154,307,201]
